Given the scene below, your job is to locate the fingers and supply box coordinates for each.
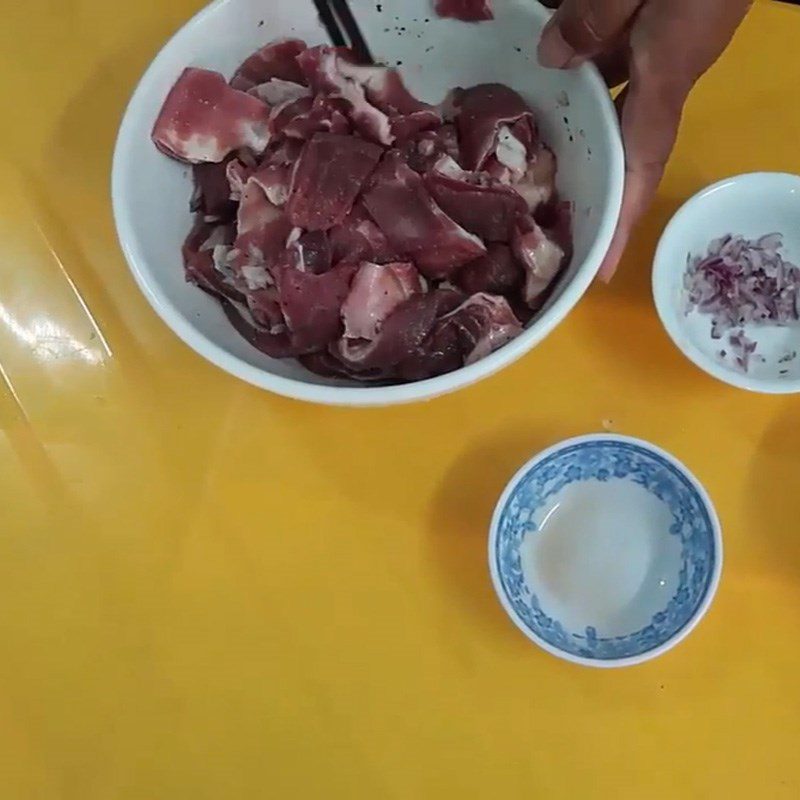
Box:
[593,45,630,88]
[598,60,688,281]
[597,162,665,281]
[594,0,753,280]
[538,0,643,68]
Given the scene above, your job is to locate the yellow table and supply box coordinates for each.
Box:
[1,2,799,797]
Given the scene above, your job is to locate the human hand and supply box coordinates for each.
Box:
[538,0,752,280]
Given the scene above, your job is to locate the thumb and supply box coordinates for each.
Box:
[538,0,643,69]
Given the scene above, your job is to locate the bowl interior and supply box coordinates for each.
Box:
[113,0,622,400]
[491,437,720,663]
[653,172,800,393]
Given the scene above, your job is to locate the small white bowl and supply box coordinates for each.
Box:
[489,434,722,668]
[653,172,800,394]
[112,0,623,406]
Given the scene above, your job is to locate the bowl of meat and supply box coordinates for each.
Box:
[112,0,624,405]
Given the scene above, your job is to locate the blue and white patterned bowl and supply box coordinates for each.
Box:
[489,435,722,667]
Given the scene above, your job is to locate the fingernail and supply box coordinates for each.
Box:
[597,268,614,285]
[538,25,576,69]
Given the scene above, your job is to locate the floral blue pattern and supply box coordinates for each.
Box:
[494,440,717,660]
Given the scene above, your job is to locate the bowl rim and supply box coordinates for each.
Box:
[487,433,723,668]
[652,171,800,396]
[111,0,625,407]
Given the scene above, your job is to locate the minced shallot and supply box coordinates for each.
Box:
[683,233,800,372]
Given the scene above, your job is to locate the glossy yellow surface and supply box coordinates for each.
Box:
[1,2,799,797]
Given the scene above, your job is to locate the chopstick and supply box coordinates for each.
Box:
[312,0,374,64]
[312,0,348,47]
[329,0,375,63]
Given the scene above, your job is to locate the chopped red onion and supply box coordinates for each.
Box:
[684,233,799,372]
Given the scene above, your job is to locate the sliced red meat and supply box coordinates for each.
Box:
[225,158,253,203]
[440,88,465,122]
[434,0,494,21]
[509,117,536,153]
[479,117,537,185]
[389,111,442,143]
[300,351,391,382]
[249,139,303,207]
[264,137,305,166]
[230,179,293,287]
[219,297,297,358]
[362,153,486,279]
[219,260,357,361]
[247,288,286,333]
[455,244,523,296]
[249,78,310,106]
[539,200,573,262]
[182,220,244,302]
[236,179,284,239]
[398,124,460,173]
[288,230,333,274]
[281,95,351,140]
[230,38,308,92]
[297,47,441,146]
[268,95,313,134]
[516,145,557,211]
[394,288,467,380]
[155,37,572,384]
[512,215,565,306]
[287,133,383,231]
[335,289,461,371]
[395,322,462,381]
[337,60,435,117]
[440,293,522,364]
[192,156,238,220]
[279,263,358,352]
[298,351,351,379]
[249,162,292,207]
[333,58,442,140]
[342,262,426,341]
[298,47,394,145]
[482,156,511,185]
[425,155,527,242]
[494,123,533,182]
[329,202,398,265]
[152,68,271,163]
[456,83,535,171]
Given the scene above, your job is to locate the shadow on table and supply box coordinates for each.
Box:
[427,423,574,651]
[577,194,711,394]
[598,195,687,307]
[747,403,800,578]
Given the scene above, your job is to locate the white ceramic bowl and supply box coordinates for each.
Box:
[112,0,624,406]
[653,172,800,394]
[489,434,722,668]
